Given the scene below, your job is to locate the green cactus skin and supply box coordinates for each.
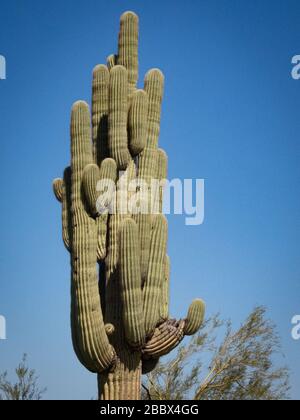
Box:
[117,11,139,94]
[53,11,206,400]
[70,101,116,372]
[92,65,109,165]
[142,319,185,359]
[53,173,71,251]
[133,69,165,282]
[82,159,117,261]
[53,178,63,202]
[61,167,72,251]
[82,163,101,217]
[157,148,168,213]
[144,69,164,149]
[108,66,131,170]
[119,218,145,347]
[128,89,148,156]
[184,299,206,336]
[143,215,168,336]
[160,255,170,320]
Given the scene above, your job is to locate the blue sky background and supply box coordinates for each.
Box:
[0,0,299,399]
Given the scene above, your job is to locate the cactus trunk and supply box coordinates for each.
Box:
[98,351,141,400]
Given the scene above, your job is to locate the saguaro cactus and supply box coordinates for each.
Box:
[53,11,205,400]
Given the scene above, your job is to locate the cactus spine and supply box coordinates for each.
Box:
[53,11,205,400]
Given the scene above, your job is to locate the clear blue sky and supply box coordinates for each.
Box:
[0,0,299,399]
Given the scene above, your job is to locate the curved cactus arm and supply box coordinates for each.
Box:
[119,218,145,347]
[70,280,96,372]
[82,158,117,217]
[184,299,206,336]
[142,319,185,359]
[52,167,72,251]
[96,158,117,261]
[128,89,148,156]
[142,300,206,365]
[82,163,101,216]
[117,11,139,93]
[108,66,131,170]
[82,158,117,260]
[62,167,72,251]
[53,178,63,202]
[97,158,118,210]
[70,101,116,372]
[143,215,168,337]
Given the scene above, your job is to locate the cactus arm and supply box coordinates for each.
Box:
[62,167,72,251]
[144,69,164,149]
[52,168,72,251]
[81,158,116,260]
[53,178,63,202]
[143,215,168,336]
[117,11,139,93]
[70,280,95,371]
[96,158,117,261]
[92,64,109,165]
[128,89,148,156]
[142,300,205,361]
[70,101,115,372]
[134,150,158,282]
[134,69,164,281]
[119,219,145,347]
[91,67,117,262]
[82,163,101,216]
[98,158,118,209]
[82,158,117,218]
[108,66,131,170]
[142,319,185,359]
[184,299,206,336]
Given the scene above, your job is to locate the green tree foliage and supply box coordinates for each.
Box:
[142,307,290,400]
[0,354,46,400]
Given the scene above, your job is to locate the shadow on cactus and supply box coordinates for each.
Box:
[53,11,205,400]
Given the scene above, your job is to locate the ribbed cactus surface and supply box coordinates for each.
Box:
[53,11,205,400]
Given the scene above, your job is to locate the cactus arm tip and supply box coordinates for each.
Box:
[184,299,206,336]
[53,178,63,202]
